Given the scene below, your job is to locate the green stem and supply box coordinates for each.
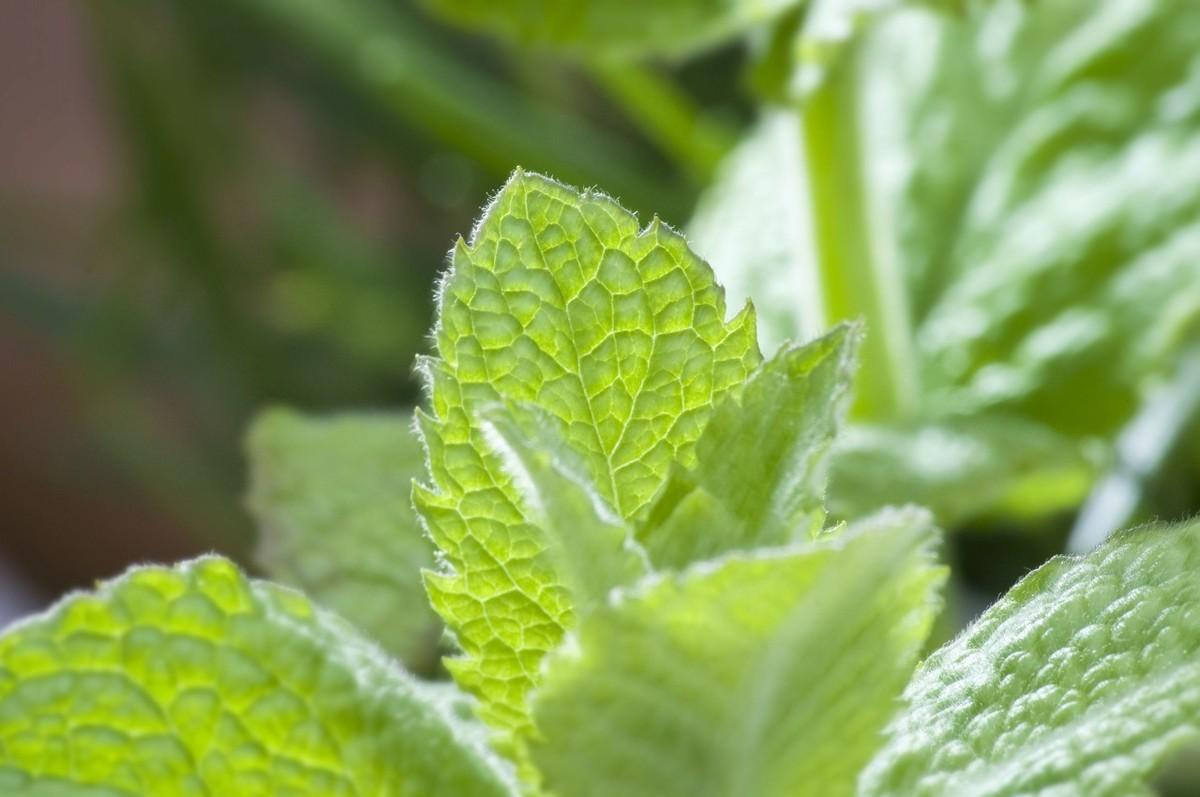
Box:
[799,52,916,420]
[587,61,736,185]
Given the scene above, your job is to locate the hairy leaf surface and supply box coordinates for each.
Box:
[245,408,440,671]
[531,510,944,797]
[639,323,857,568]
[415,170,759,731]
[861,520,1200,796]
[0,557,515,797]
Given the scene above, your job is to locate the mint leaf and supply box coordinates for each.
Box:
[884,0,1200,436]
[245,408,441,671]
[0,557,516,796]
[687,110,817,354]
[416,170,760,731]
[530,509,944,797]
[828,414,1100,527]
[422,0,801,60]
[639,323,858,568]
[477,401,650,613]
[862,520,1200,796]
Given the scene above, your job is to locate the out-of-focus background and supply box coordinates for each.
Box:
[0,0,744,622]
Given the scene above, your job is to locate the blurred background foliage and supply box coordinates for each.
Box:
[7,0,1200,654]
[0,0,746,608]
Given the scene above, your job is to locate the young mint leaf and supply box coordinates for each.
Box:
[529,509,944,797]
[477,401,650,613]
[415,169,760,731]
[828,413,1101,527]
[0,557,516,797]
[421,0,801,60]
[861,520,1200,796]
[639,323,858,568]
[245,408,441,672]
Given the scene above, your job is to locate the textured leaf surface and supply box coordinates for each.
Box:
[639,323,857,568]
[478,402,650,613]
[531,510,944,797]
[828,413,1100,527]
[883,0,1200,436]
[861,520,1200,796]
[245,408,440,671]
[0,557,515,797]
[422,0,799,60]
[416,170,760,731]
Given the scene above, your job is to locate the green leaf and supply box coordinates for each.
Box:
[639,323,858,569]
[700,0,1200,527]
[421,0,800,60]
[882,0,1200,436]
[0,557,516,797]
[477,401,650,613]
[245,408,441,672]
[415,169,760,731]
[529,509,945,797]
[861,520,1200,796]
[687,110,817,353]
[828,413,1101,527]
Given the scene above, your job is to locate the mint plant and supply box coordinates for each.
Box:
[5,170,1200,795]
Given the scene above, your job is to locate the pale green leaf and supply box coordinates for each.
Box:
[861,520,1200,796]
[828,413,1101,527]
[882,0,1200,436]
[639,323,858,568]
[687,110,817,353]
[415,169,760,732]
[530,509,945,797]
[422,0,799,60]
[0,557,516,797]
[245,408,440,672]
[700,0,1200,528]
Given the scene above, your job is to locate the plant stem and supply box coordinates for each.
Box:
[587,61,736,185]
[799,51,917,421]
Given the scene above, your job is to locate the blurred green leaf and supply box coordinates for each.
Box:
[245,408,441,672]
[422,0,800,61]
[829,414,1101,527]
[693,0,1200,528]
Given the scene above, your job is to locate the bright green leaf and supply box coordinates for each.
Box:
[245,408,441,672]
[530,509,945,797]
[0,557,516,797]
[639,323,858,568]
[477,401,650,613]
[861,519,1200,796]
[415,169,760,732]
[422,0,800,60]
